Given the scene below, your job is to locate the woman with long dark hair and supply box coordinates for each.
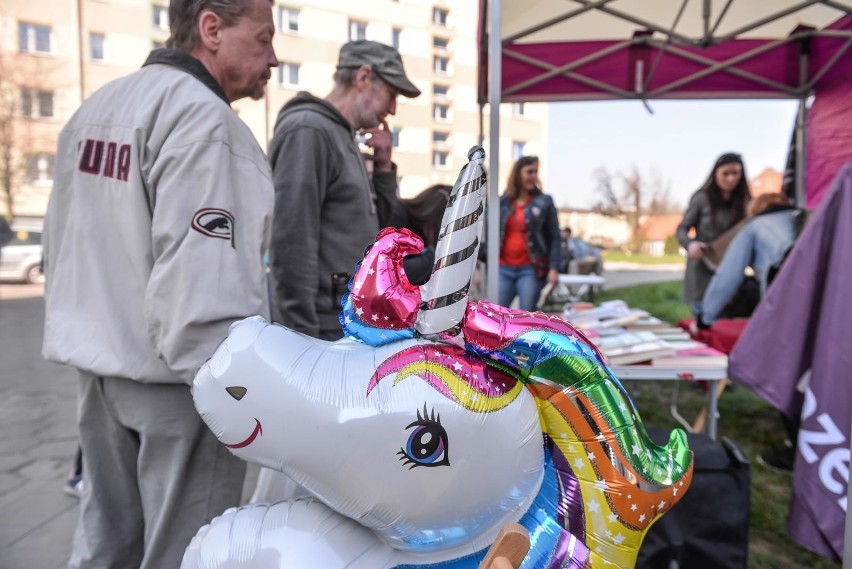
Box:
[676,152,751,316]
[498,156,562,311]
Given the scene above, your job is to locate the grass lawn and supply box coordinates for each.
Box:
[594,281,840,569]
[602,251,686,265]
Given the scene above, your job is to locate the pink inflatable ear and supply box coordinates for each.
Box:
[341,227,423,345]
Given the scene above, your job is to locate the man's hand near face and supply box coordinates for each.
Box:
[364,120,393,171]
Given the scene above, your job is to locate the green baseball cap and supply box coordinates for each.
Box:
[337,40,421,98]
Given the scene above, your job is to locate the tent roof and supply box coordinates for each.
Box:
[480,1,852,102]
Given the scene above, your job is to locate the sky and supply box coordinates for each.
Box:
[545,99,799,210]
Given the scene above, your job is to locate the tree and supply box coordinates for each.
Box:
[591,164,680,252]
[0,51,58,219]
[0,53,18,218]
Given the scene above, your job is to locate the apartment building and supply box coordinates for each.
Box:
[1,0,547,216]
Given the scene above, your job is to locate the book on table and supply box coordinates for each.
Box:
[603,340,677,365]
[645,327,691,340]
[592,330,661,351]
[622,315,669,330]
[651,342,728,368]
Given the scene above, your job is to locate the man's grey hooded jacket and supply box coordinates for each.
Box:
[268,92,397,338]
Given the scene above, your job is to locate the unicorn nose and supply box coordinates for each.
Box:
[226,386,247,401]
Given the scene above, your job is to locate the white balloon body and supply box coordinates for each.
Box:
[182,500,400,569]
[185,316,544,568]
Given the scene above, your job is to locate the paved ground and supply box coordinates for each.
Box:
[602,261,684,290]
[0,284,78,569]
[0,264,682,567]
[0,284,261,568]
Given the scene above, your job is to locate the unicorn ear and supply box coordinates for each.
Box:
[340,229,423,346]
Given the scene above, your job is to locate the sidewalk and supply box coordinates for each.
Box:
[0,284,259,568]
[0,284,78,569]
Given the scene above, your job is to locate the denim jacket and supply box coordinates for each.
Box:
[499,193,562,270]
[701,208,796,323]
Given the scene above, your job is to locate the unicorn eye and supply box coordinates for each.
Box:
[398,404,450,469]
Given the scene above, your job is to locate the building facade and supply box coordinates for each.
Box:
[1,0,547,217]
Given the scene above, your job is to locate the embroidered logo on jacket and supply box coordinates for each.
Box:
[191,208,235,248]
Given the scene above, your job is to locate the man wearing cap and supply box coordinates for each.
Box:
[269,39,420,341]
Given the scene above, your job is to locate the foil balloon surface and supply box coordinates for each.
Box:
[183,147,693,569]
[185,310,693,569]
[340,227,424,346]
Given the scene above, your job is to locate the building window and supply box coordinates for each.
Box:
[90,33,105,61]
[433,131,449,145]
[433,103,449,121]
[433,151,449,168]
[21,88,54,119]
[433,7,449,26]
[392,127,401,148]
[392,28,401,50]
[433,36,449,50]
[278,7,299,32]
[349,20,367,41]
[433,56,449,75]
[152,5,169,29]
[25,154,54,183]
[19,22,51,54]
[512,102,526,117]
[512,140,527,160]
[277,62,300,87]
[433,84,449,98]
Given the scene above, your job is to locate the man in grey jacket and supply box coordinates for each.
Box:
[42,0,277,566]
[269,40,421,341]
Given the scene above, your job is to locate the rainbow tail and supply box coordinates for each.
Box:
[462,301,694,568]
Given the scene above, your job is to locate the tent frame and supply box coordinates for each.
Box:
[481,0,852,302]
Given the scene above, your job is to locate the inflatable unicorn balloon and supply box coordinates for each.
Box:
[182,148,693,569]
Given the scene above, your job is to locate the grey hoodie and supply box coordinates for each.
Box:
[269,92,397,337]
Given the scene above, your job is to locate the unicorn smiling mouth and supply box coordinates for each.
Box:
[225,419,262,449]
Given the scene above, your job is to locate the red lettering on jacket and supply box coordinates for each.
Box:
[103,142,117,178]
[78,138,131,182]
[117,144,131,181]
[78,139,104,174]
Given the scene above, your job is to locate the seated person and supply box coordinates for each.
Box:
[564,227,604,275]
[697,192,797,328]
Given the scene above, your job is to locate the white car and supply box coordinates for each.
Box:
[0,223,44,284]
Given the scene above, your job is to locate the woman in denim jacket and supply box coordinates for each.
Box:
[498,156,562,311]
[698,192,797,326]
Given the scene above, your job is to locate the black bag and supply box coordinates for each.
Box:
[636,429,751,569]
[719,274,760,319]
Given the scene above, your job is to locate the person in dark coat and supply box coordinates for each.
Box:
[676,152,751,316]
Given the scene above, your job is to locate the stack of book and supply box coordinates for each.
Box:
[564,299,727,368]
[651,341,727,368]
[589,330,677,365]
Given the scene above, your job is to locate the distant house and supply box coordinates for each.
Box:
[556,209,632,249]
[637,214,683,256]
[749,167,783,196]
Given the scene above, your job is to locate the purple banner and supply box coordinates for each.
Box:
[729,163,852,561]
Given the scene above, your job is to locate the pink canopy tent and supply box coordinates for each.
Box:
[477,1,852,299]
[476,1,852,560]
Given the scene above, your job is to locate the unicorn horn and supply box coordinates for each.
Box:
[415,146,487,345]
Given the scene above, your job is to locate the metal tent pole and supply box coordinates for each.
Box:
[795,97,807,206]
[486,0,502,302]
